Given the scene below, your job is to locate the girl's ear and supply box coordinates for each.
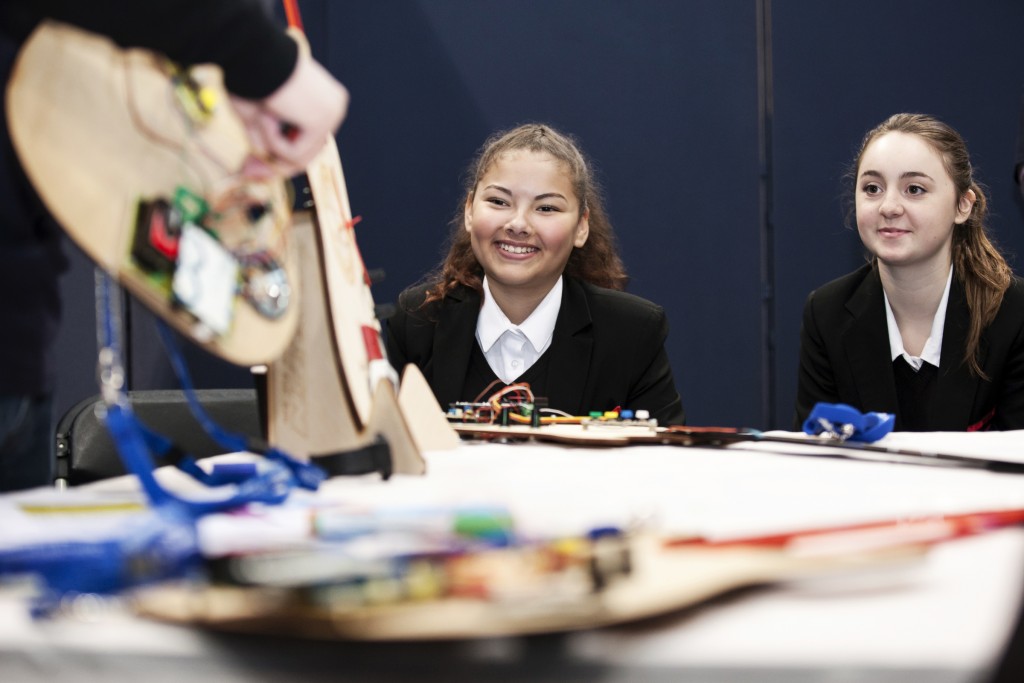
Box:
[573,209,590,248]
[464,194,474,232]
[955,188,976,225]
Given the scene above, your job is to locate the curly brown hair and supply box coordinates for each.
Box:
[423,123,627,304]
[847,113,1012,378]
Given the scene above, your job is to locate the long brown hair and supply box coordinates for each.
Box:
[424,123,627,304]
[850,113,1012,377]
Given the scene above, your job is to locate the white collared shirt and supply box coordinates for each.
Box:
[476,276,563,384]
[883,266,953,372]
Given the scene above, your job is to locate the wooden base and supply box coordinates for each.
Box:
[450,422,753,448]
[133,535,924,640]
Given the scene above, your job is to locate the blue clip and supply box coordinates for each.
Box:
[802,402,894,443]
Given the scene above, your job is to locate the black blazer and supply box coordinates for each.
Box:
[794,263,1024,431]
[385,276,686,425]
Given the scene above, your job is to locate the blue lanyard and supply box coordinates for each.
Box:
[0,507,201,618]
[0,274,326,616]
[153,319,325,491]
[95,273,322,516]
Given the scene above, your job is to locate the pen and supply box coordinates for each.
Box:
[665,508,1024,554]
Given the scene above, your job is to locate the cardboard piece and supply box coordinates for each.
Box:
[6,21,298,366]
[134,535,924,640]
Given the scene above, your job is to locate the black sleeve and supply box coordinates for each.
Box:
[793,289,840,429]
[992,281,1024,430]
[0,0,297,99]
[624,305,686,426]
[384,285,434,376]
[384,296,412,375]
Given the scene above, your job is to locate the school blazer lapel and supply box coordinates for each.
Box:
[932,278,979,427]
[842,268,900,414]
[431,287,482,409]
[545,277,595,416]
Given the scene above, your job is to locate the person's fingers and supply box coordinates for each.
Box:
[259,55,348,168]
[228,55,348,178]
[256,113,328,174]
[239,154,276,180]
[229,95,270,161]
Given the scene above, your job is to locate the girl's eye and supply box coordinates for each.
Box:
[906,185,926,196]
[537,205,561,213]
[485,197,509,207]
[862,183,882,195]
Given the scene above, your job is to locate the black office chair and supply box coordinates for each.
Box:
[54,388,262,487]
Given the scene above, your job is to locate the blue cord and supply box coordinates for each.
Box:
[154,320,325,490]
[95,274,315,515]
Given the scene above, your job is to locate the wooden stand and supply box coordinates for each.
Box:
[265,141,456,475]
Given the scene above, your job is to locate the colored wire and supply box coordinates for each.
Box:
[283,0,304,31]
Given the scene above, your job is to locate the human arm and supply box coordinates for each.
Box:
[230,51,349,179]
[991,281,1024,430]
[384,302,412,376]
[793,289,841,429]
[384,285,437,377]
[0,0,347,177]
[623,305,686,426]
[0,0,297,96]
[992,332,1024,429]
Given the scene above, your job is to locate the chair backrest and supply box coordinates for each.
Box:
[54,388,261,487]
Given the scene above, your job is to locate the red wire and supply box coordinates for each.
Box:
[282,0,304,32]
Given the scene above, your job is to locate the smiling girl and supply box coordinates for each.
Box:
[386,124,685,425]
[794,113,1024,431]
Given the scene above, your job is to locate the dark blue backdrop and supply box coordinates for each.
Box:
[51,0,1024,430]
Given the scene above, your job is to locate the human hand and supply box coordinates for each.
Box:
[231,53,349,179]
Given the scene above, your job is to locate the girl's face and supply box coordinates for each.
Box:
[465,149,589,299]
[855,131,973,274]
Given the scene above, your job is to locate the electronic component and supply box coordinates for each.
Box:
[171,223,239,336]
[132,182,291,332]
[131,198,182,274]
[169,63,217,124]
[239,251,290,319]
[446,383,657,429]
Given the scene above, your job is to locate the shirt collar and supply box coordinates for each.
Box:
[476,276,563,354]
[883,265,953,370]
